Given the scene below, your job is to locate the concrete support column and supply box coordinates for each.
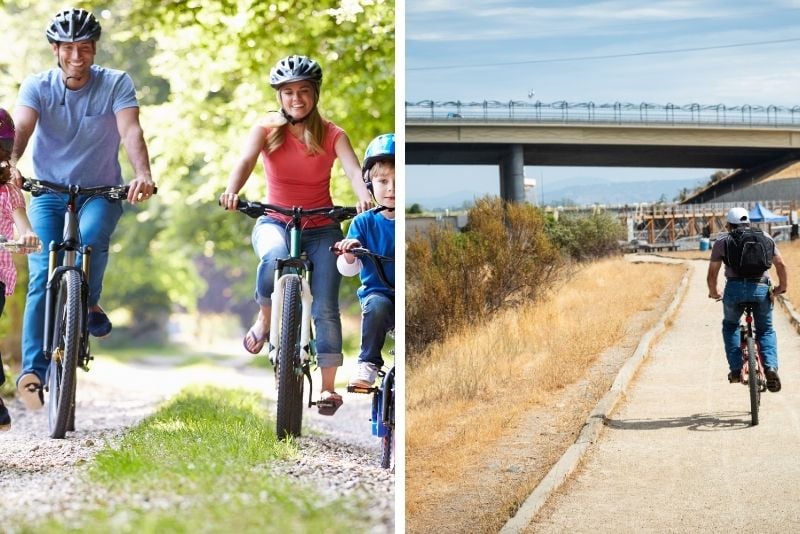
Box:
[499,144,525,203]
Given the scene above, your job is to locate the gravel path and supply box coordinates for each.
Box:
[0,357,394,531]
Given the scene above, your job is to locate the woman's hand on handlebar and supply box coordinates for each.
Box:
[355,194,373,214]
[219,192,240,211]
[127,174,157,204]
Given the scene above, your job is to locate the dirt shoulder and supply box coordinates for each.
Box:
[406,256,687,533]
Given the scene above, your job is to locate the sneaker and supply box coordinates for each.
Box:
[88,309,112,338]
[728,370,741,384]
[17,373,44,410]
[349,362,379,389]
[765,367,782,392]
[0,398,10,430]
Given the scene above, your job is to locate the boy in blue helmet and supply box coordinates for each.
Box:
[333,133,395,388]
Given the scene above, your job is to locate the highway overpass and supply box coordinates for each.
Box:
[406,101,800,202]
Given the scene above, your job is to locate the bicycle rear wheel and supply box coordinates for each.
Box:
[48,270,82,439]
[746,335,759,426]
[276,275,304,440]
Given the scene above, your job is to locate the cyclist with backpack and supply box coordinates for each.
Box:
[707,207,788,392]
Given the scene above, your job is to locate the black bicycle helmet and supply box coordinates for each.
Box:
[46,8,102,44]
[269,55,323,89]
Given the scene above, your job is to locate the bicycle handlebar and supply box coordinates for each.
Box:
[22,179,158,201]
[332,245,394,291]
[230,199,358,223]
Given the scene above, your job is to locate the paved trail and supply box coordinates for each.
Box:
[527,259,800,532]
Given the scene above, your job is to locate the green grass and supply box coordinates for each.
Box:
[30,387,369,533]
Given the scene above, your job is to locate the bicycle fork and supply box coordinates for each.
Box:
[268,273,314,366]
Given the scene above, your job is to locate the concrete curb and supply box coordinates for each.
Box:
[499,265,692,534]
[776,294,800,334]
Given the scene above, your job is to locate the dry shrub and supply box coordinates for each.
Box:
[406,198,561,358]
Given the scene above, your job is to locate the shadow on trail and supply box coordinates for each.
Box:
[605,411,754,432]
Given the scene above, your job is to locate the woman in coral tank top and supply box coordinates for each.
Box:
[220,55,372,415]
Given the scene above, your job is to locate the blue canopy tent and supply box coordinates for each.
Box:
[748,203,788,223]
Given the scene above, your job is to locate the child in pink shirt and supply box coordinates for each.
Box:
[0,108,40,430]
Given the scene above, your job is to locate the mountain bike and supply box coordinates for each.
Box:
[22,179,149,439]
[229,200,356,440]
[736,302,767,426]
[339,246,395,469]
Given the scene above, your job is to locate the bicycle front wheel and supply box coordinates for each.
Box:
[380,367,395,469]
[746,335,759,426]
[48,270,83,439]
[276,275,304,440]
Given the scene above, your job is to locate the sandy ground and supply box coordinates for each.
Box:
[526,259,800,532]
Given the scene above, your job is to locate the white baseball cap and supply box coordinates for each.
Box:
[726,207,749,225]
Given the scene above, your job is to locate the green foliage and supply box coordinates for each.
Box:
[546,211,626,262]
[407,203,423,214]
[0,1,394,338]
[406,197,562,358]
[28,387,368,532]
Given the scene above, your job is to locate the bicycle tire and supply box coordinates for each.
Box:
[747,335,759,426]
[380,367,395,469]
[48,270,82,439]
[276,275,304,440]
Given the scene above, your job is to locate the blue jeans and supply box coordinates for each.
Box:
[251,216,344,368]
[20,193,123,384]
[722,279,777,371]
[359,293,394,368]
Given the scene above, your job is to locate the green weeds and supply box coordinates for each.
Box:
[32,387,367,533]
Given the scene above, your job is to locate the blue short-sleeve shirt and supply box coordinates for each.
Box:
[17,64,138,187]
[346,210,395,301]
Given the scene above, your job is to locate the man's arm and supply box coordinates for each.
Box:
[772,252,788,295]
[9,106,39,187]
[707,260,723,299]
[116,106,155,203]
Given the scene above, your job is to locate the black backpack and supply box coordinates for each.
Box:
[723,227,774,277]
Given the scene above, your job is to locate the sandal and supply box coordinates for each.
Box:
[317,390,343,416]
[243,327,269,355]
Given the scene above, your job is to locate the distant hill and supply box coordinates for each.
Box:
[541,177,704,206]
[407,177,706,210]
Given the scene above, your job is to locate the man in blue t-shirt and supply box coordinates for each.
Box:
[9,8,156,410]
[333,134,395,388]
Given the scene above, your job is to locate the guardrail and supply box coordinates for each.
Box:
[406,100,800,128]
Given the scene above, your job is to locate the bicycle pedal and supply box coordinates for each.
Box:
[347,385,377,394]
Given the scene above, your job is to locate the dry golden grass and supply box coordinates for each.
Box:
[778,239,800,306]
[406,257,686,525]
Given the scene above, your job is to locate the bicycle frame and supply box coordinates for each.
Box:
[24,179,142,438]
[739,305,766,389]
[42,186,91,367]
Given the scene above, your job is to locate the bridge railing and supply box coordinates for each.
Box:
[406,100,800,128]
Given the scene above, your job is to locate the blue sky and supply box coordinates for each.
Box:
[405,0,800,206]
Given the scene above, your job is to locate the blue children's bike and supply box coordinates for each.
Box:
[339,246,395,469]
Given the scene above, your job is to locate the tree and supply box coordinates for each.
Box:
[0,0,395,340]
[407,203,423,214]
